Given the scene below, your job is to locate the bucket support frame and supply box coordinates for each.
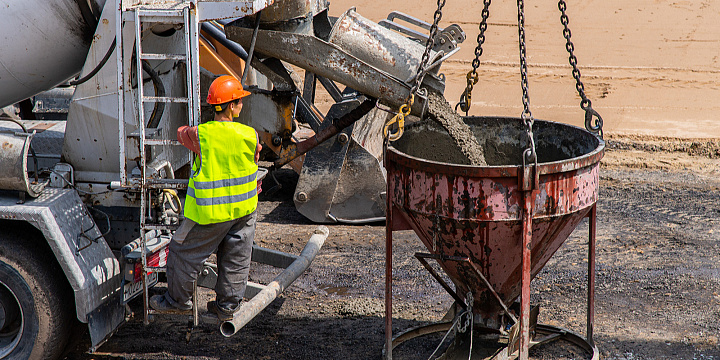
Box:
[383,172,598,360]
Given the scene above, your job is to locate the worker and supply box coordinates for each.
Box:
[150,75,262,321]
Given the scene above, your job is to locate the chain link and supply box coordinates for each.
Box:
[558,0,603,138]
[517,0,536,164]
[458,291,474,334]
[456,0,492,115]
[412,0,446,96]
[384,0,445,141]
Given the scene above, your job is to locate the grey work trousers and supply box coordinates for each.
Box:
[166,211,256,310]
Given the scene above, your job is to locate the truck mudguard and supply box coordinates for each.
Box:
[0,188,124,348]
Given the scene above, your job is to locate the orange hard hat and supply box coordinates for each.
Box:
[206,75,251,105]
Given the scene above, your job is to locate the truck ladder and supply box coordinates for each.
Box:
[121,3,201,327]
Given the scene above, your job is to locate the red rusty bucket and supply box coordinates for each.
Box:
[384,116,603,358]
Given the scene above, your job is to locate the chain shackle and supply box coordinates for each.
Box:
[456,71,479,113]
[458,292,475,334]
[458,0,492,115]
[558,0,604,138]
[384,95,414,142]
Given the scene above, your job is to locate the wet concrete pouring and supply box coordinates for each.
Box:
[425,91,487,166]
[66,134,720,360]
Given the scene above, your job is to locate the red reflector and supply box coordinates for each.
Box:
[133,246,169,283]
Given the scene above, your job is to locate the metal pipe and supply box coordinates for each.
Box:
[520,189,534,360]
[220,225,328,337]
[223,26,414,110]
[384,160,394,360]
[587,204,597,345]
[240,10,262,86]
[274,98,376,167]
[200,22,249,60]
[0,117,40,186]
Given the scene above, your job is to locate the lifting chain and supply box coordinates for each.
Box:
[517,0,537,167]
[458,291,474,334]
[559,0,604,138]
[456,0,492,115]
[384,0,446,142]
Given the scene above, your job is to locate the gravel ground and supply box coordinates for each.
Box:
[64,135,720,360]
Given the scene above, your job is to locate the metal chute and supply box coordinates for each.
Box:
[224,5,465,223]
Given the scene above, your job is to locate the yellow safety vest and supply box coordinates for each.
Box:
[184,121,258,225]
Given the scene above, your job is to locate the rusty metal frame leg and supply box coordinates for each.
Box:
[519,189,534,360]
[587,204,597,346]
[414,253,470,308]
[414,252,519,324]
[466,260,519,324]
[385,201,394,360]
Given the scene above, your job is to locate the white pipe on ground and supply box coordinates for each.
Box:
[220,225,328,337]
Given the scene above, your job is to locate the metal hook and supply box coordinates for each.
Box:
[455,90,470,115]
[384,95,414,141]
[584,106,604,138]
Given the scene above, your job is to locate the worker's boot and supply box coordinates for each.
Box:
[149,293,192,314]
[208,300,236,321]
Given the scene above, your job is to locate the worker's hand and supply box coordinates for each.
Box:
[255,133,262,163]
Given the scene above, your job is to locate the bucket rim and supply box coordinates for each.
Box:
[387,116,605,177]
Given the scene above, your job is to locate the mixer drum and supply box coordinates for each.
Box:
[0,0,105,108]
[387,117,604,321]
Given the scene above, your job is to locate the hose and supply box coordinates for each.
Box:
[141,60,166,128]
[163,189,182,213]
[200,22,249,60]
[60,38,117,87]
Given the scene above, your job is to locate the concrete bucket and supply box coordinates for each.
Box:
[384,116,604,359]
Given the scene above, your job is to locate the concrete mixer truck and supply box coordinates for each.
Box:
[0,0,465,358]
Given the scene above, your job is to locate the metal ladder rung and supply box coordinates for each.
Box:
[144,266,167,273]
[143,224,180,231]
[143,96,189,103]
[144,139,182,146]
[141,53,187,61]
[136,9,185,20]
[148,309,192,315]
[145,178,189,189]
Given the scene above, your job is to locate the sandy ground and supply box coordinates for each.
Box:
[61,1,720,359]
[63,135,720,360]
[327,0,720,138]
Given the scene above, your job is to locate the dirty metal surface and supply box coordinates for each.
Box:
[328,8,441,85]
[224,25,413,110]
[0,0,93,108]
[0,188,123,346]
[386,116,604,320]
[247,0,325,25]
[0,130,44,197]
[293,99,360,222]
[326,107,388,222]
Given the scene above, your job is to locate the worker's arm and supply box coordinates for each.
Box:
[255,132,262,164]
[177,125,200,155]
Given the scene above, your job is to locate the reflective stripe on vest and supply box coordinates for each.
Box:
[186,185,257,206]
[184,121,258,225]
